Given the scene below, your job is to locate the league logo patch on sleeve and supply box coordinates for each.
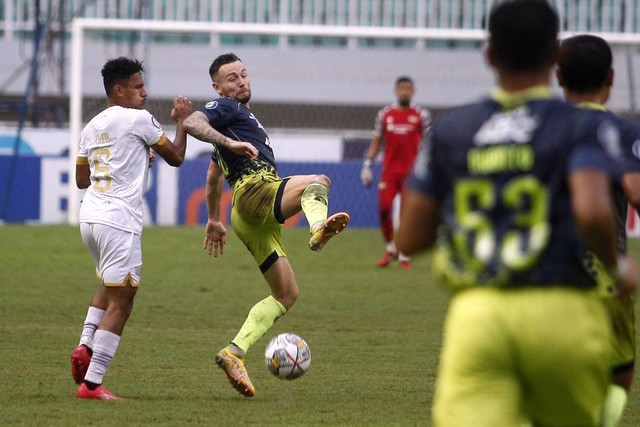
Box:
[632,139,640,160]
[597,120,622,159]
[205,101,218,110]
[151,115,161,129]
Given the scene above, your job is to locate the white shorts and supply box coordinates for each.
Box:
[80,223,142,287]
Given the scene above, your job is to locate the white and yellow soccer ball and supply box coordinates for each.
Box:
[264,333,311,380]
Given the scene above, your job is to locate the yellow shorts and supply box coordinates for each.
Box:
[433,286,611,427]
[231,172,289,272]
[603,295,636,373]
[588,254,636,372]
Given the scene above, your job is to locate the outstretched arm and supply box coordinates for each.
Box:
[183,111,258,160]
[203,160,227,257]
[153,96,192,167]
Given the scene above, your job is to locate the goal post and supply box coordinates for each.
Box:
[67,18,488,224]
[67,18,640,224]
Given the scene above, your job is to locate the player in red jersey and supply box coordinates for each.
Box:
[361,76,431,269]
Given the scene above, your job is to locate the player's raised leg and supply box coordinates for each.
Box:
[279,174,349,251]
[309,211,350,251]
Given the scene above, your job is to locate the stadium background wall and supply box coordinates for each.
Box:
[3,153,640,239]
[0,154,382,228]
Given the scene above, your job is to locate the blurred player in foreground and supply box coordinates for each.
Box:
[557,34,640,427]
[183,53,349,397]
[71,57,191,399]
[396,1,639,425]
[360,76,431,269]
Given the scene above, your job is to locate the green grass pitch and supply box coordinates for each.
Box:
[0,225,639,426]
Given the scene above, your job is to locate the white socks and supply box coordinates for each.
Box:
[398,253,411,262]
[84,329,121,385]
[79,306,105,350]
[386,241,410,261]
[385,241,397,254]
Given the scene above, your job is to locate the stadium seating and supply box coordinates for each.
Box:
[2,0,638,47]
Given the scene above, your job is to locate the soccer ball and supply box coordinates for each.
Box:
[264,333,311,380]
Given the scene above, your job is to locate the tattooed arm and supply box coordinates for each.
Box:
[183,111,258,160]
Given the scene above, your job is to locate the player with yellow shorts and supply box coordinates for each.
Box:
[395,2,639,425]
[433,286,611,426]
[184,52,350,397]
[230,170,290,272]
[557,34,640,426]
[587,256,636,377]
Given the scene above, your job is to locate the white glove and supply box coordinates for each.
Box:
[360,159,374,187]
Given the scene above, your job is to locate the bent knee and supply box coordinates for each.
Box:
[276,288,299,310]
[310,174,331,188]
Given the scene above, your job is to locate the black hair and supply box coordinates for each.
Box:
[558,35,612,93]
[209,52,242,81]
[395,76,414,87]
[488,0,559,73]
[101,57,144,96]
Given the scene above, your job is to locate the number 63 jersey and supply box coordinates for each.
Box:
[409,89,622,291]
[77,106,167,234]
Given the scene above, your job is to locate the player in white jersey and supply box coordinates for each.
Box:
[78,107,165,234]
[70,57,192,400]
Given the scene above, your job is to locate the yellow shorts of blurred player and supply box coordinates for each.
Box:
[602,295,636,373]
[589,256,636,373]
[231,171,289,273]
[433,286,611,427]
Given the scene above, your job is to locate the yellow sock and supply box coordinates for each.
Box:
[602,384,628,427]
[232,295,287,353]
[301,183,329,232]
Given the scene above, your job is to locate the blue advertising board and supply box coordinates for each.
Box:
[0,155,381,228]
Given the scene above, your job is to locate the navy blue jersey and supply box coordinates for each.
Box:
[200,98,277,187]
[580,107,640,253]
[616,115,640,175]
[410,91,622,290]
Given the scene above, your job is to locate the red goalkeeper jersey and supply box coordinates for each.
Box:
[373,103,431,176]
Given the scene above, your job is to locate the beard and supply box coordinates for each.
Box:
[398,99,410,108]
[237,90,252,104]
